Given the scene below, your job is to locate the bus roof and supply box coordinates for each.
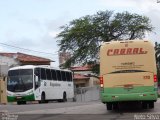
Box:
[9,65,71,72]
[101,39,153,47]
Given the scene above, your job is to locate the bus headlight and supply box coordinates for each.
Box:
[7,92,13,96]
[27,91,33,95]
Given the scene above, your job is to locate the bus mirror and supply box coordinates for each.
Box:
[35,76,39,83]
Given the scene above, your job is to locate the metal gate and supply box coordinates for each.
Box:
[74,86,100,102]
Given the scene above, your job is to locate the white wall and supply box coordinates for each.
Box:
[0,56,19,67]
[0,56,19,76]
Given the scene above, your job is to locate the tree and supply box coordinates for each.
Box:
[57,10,153,73]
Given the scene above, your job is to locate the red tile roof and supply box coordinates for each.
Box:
[0,52,52,62]
[73,74,90,80]
[71,66,92,71]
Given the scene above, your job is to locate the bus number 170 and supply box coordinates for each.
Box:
[143,76,150,79]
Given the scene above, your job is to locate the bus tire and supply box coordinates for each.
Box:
[62,92,67,102]
[113,102,119,110]
[142,102,148,109]
[73,97,76,102]
[148,102,154,109]
[40,92,46,103]
[17,101,26,105]
[57,92,67,102]
[106,103,112,110]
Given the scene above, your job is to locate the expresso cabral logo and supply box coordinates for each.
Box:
[107,48,147,56]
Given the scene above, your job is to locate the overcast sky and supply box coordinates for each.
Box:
[0,0,160,67]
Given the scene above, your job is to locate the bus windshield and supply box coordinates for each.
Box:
[7,69,33,92]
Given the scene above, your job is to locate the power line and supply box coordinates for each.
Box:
[0,42,58,56]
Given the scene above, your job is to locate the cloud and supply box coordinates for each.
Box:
[98,0,160,42]
[100,0,136,8]
[99,0,160,13]
[2,0,160,67]
[0,46,4,52]
[145,9,160,42]
[48,31,59,38]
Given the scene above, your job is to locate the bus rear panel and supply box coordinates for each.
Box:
[100,40,158,110]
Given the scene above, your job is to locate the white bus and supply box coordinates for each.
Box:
[7,65,74,105]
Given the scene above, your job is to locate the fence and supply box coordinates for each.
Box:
[74,86,100,102]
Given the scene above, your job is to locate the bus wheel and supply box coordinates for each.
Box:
[148,102,154,109]
[142,102,148,109]
[106,103,112,110]
[17,101,26,105]
[62,92,67,102]
[40,93,46,103]
[73,97,76,102]
[113,102,119,110]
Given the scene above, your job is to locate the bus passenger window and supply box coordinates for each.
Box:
[46,69,52,80]
[66,72,70,81]
[51,70,57,81]
[56,70,62,81]
[41,68,46,80]
[35,68,40,79]
[69,72,73,81]
[61,71,66,81]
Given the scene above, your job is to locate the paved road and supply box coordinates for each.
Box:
[1,100,160,120]
[0,101,97,113]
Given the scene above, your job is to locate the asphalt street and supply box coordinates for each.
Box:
[1,100,160,120]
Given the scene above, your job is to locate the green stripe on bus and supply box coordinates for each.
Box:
[7,94,35,102]
[100,86,158,102]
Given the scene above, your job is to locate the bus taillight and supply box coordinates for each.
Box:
[154,75,157,82]
[99,76,104,88]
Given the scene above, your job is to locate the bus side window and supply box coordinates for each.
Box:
[34,68,41,89]
[61,71,66,81]
[51,69,57,81]
[46,69,52,80]
[35,68,40,79]
[69,72,73,82]
[56,70,62,81]
[66,72,70,82]
[41,68,46,80]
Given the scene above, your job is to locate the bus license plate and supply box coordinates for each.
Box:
[16,96,22,99]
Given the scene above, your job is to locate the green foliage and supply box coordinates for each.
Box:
[91,64,100,75]
[57,10,153,74]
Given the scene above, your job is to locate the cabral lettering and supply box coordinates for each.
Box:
[107,48,147,56]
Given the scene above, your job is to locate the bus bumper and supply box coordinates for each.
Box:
[100,92,158,103]
[7,94,35,102]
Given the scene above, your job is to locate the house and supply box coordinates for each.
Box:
[0,52,53,76]
[70,65,99,88]
[0,52,53,66]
